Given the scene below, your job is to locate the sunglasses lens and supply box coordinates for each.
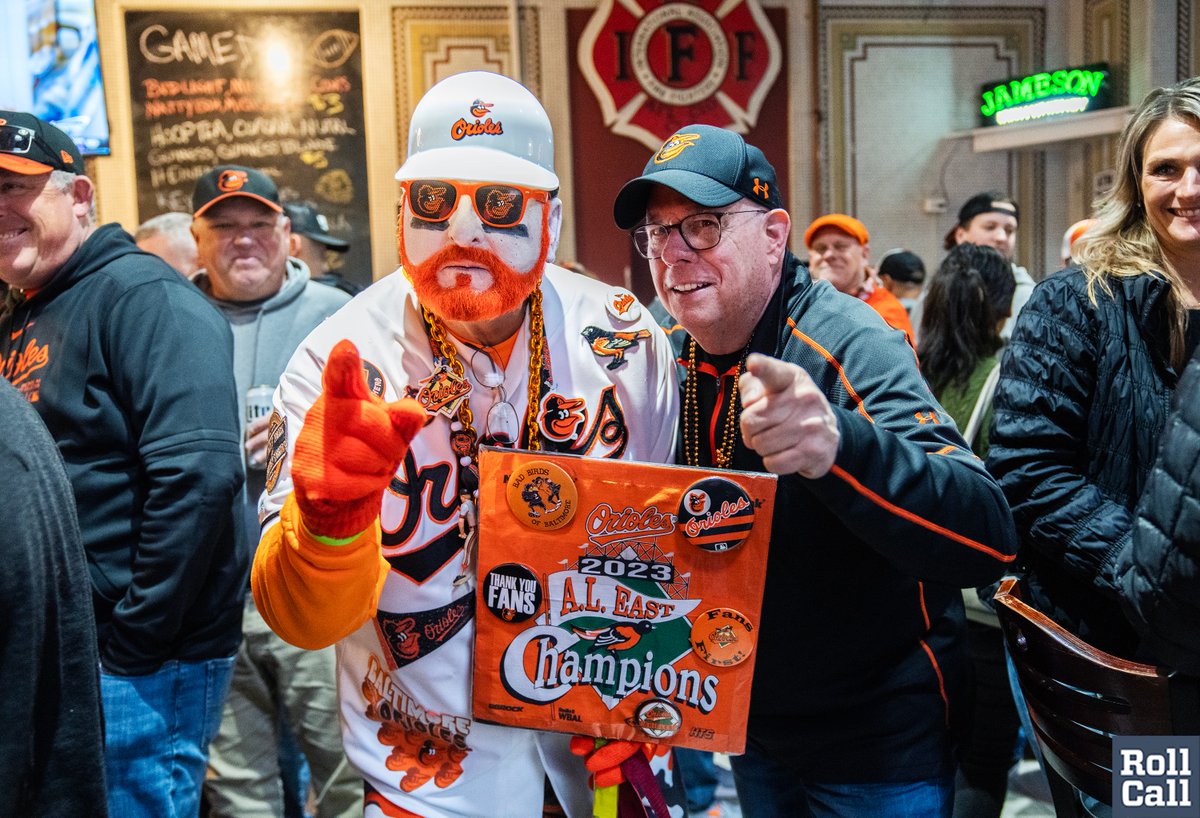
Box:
[474,185,525,227]
[409,180,458,222]
[0,125,33,154]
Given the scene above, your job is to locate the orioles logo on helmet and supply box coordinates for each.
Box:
[540,394,587,442]
[653,132,701,164]
[217,169,249,191]
[470,99,493,118]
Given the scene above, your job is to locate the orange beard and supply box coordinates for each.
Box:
[399,211,551,322]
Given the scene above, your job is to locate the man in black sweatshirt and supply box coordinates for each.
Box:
[0,110,244,818]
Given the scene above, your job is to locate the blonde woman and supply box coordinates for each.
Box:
[988,77,1200,814]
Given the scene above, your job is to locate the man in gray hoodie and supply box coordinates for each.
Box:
[191,165,360,818]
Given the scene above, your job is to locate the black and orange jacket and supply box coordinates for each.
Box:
[660,252,1018,782]
[0,224,245,675]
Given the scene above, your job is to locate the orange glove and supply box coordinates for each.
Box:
[569,737,651,789]
[292,339,426,539]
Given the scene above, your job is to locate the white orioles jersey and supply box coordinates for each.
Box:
[258,265,679,818]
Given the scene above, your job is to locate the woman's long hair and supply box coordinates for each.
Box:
[917,243,1015,396]
[1075,77,1200,367]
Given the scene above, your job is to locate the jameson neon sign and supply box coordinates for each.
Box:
[979,63,1112,127]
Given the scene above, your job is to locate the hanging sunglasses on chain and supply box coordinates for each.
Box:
[401,179,550,229]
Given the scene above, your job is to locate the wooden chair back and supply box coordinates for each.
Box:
[992,577,1200,815]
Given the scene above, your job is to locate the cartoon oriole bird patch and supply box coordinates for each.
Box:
[581,326,651,370]
[571,620,654,651]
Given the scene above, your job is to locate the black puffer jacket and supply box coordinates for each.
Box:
[1118,344,1200,673]
[987,266,1179,658]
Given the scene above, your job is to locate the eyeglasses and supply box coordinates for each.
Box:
[631,209,768,259]
[400,179,550,229]
[469,346,520,446]
[0,123,35,155]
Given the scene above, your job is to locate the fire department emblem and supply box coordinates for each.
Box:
[579,0,782,149]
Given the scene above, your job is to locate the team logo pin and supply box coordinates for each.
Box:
[678,477,757,552]
[416,363,471,417]
[631,698,682,739]
[690,607,755,667]
[505,459,578,530]
[604,287,642,323]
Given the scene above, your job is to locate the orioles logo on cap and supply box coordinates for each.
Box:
[217,169,249,191]
[470,99,493,118]
[653,132,700,164]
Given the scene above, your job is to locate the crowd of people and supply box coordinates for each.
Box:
[2,69,1200,818]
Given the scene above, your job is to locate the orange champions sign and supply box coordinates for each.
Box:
[472,448,776,753]
[578,0,782,150]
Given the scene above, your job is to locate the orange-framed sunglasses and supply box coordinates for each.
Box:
[400,179,551,229]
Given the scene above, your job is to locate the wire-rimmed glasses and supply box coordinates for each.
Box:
[469,346,520,446]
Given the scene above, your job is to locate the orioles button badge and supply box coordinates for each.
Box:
[631,698,681,739]
[604,286,642,323]
[691,607,755,667]
[678,477,756,552]
[505,459,578,531]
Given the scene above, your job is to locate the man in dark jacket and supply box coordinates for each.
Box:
[613,125,1019,817]
[0,378,107,818]
[0,111,244,818]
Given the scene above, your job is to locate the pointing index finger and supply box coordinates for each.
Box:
[322,339,371,401]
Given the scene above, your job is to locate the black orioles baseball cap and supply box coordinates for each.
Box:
[613,124,782,229]
[192,165,283,218]
[283,201,349,251]
[0,110,83,175]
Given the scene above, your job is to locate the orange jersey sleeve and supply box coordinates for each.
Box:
[252,493,389,650]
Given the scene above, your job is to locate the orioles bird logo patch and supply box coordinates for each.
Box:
[217,169,249,191]
[653,132,701,164]
[540,394,587,442]
[470,99,493,118]
[581,326,651,370]
[571,620,654,652]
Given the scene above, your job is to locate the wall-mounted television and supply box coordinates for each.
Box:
[0,0,111,156]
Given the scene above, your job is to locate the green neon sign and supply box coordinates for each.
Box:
[979,63,1112,127]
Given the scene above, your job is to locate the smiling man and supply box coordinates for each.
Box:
[189,165,359,818]
[0,110,244,818]
[251,72,680,817]
[614,124,1018,818]
[805,213,915,347]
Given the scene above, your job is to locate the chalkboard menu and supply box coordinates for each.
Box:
[125,11,372,287]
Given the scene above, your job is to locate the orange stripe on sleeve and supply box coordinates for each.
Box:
[830,464,1016,563]
[786,318,873,421]
[919,638,951,728]
[917,581,931,629]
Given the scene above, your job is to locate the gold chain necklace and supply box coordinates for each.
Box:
[421,289,545,468]
[683,337,748,469]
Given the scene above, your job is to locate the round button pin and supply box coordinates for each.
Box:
[678,477,757,552]
[505,459,578,531]
[604,287,642,323]
[690,607,756,667]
